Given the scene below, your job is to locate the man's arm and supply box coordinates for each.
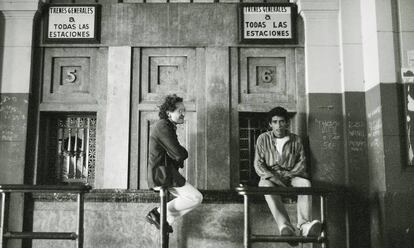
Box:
[166,156,185,169]
[156,121,188,162]
[254,136,275,179]
[285,137,307,178]
[254,135,290,186]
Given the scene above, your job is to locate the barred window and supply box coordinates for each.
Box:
[38,113,96,186]
[239,112,268,186]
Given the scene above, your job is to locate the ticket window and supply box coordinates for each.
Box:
[238,111,298,186]
[239,112,268,186]
[37,113,96,185]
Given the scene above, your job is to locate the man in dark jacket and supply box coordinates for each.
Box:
[145,94,203,233]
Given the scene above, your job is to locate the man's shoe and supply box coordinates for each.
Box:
[300,220,322,237]
[145,207,173,233]
[280,226,298,247]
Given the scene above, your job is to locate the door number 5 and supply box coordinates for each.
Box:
[65,69,77,84]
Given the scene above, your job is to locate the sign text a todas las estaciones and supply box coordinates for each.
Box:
[45,5,100,43]
[240,3,297,44]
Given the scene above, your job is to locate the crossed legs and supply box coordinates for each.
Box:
[147,182,203,233]
[259,176,312,232]
[163,182,203,224]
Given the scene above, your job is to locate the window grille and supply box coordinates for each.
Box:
[239,113,268,186]
[39,114,96,186]
[56,116,96,184]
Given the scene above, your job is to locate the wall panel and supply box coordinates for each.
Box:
[42,48,98,106]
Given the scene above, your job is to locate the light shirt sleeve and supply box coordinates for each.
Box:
[284,136,307,178]
[254,135,275,179]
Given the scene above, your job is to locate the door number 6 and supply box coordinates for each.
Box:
[261,69,273,83]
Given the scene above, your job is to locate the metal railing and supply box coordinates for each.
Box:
[159,187,169,248]
[0,184,92,248]
[235,185,333,248]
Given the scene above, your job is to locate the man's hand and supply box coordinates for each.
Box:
[176,161,184,168]
[166,154,184,169]
[278,170,293,179]
[268,175,289,187]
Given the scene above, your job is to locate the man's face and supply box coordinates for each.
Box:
[269,115,289,138]
[168,102,186,124]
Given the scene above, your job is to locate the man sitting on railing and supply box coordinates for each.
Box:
[145,94,203,233]
[254,106,321,245]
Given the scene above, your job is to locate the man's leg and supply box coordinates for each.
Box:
[146,186,173,233]
[290,177,311,228]
[165,182,203,224]
[259,179,294,232]
[291,177,321,237]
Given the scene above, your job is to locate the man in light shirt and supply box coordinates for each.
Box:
[254,106,321,245]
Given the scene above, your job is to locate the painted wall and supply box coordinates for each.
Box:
[0,2,38,248]
[0,0,36,184]
[360,0,414,247]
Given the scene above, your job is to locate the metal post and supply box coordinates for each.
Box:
[320,195,328,248]
[0,193,5,248]
[75,118,79,179]
[160,188,169,248]
[243,195,250,248]
[85,118,90,180]
[76,192,85,248]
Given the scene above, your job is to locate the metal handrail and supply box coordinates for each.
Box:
[0,184,91,248]
[251,234,325,243]
[0,184,92,193]
[235,185,333,195]
[4,231,78,240]
[235,185,333,248]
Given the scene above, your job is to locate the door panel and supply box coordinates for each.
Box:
[140,48,197,104]
[131,47,200,189]
[238,48,296,112]
[138,111,196,189]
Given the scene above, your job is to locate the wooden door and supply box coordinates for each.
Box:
[130,47,204,189]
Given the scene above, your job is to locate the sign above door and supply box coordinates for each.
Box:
[43,4,101,44]
[239,3,297,44]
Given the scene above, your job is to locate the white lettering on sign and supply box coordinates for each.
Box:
[243,6,292,39]
[48,6,96,40]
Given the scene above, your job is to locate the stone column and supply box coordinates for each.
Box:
[0,1,37,181]
[294,0,347,247]
[205,47,230,189]
[101,46,131,189]
[339,0,370,247]
[0,1,38,247]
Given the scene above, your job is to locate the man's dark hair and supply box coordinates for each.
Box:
[159,94,183,119]
[267,106,290,122]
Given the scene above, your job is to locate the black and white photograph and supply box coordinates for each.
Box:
[0,0,413,247]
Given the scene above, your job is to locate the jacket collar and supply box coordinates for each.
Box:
[166,118,177,131]
[270,131,291,139]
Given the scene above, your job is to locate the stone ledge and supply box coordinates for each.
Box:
[31,201,302,248]
[31,189,248,203]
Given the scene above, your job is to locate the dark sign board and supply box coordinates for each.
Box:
[239,3,297,44]
[44,4,101,44]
